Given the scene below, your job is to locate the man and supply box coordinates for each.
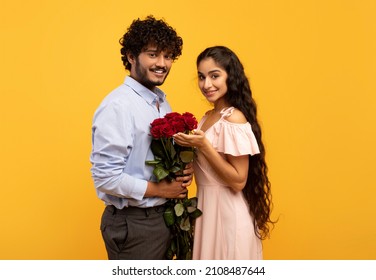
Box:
[90,15,192,260]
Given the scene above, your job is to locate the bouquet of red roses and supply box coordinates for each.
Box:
[146,112,198,181]
[146,112,202,260]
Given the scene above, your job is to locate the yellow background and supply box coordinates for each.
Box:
[1,0,375,259]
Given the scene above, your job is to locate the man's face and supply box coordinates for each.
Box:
[128,46,173,90]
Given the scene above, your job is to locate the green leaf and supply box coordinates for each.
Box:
[170,165,182,174]
[187,206,196,213]
[166,238,177,260]
[185,251,192,260]
[153,166,169,181]
[180,150,194,163]
[170,239,177,253]
[189,208,203,219]
[174,203,184,217]
[166,248,174,260]
[145,159,161,165]
[182,197,191,207]
[150,139,167,159]
[166,139,176,159]
[180,216,190,231]
[163,207,175,226]
[189,197,198,208]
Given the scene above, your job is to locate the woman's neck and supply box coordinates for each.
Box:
[213,101,230,113]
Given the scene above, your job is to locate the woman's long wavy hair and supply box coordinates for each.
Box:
[197,46,275,239]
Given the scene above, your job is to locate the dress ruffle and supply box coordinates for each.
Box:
[198,107,260,156]
[211,118,260,156]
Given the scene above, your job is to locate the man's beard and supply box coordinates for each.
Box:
[134,59,170,89]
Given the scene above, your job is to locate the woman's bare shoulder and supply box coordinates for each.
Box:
[225,108,247,124]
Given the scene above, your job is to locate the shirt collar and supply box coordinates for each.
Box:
[124,76,166,105]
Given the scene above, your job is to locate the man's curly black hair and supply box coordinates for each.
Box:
[120,15,183,71]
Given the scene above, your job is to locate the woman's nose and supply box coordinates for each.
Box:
[204,78,212,88]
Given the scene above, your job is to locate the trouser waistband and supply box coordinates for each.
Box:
[106,204,166,216]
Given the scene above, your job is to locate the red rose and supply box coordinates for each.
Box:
[150,118,168,138]
[164,112,182,121]
[182,112,198,131]
[150,126,161,138]
[160,123,175,138]
[164,112,187,134]
[150,112,198,138]
[170,118,186,134]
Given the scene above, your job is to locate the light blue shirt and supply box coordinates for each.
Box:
[90,76,171,209]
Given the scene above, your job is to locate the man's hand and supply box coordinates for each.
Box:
[145,179,188,199]
[175,162,194,187]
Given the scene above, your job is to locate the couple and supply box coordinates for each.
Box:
[90,15,273,260]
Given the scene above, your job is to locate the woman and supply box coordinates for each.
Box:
[173,46,274,259]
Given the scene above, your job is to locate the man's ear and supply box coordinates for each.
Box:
[127,53,135,64]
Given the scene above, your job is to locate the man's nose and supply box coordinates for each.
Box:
[155,55,167,67]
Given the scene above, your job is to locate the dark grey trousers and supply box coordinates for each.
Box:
[100,205,172,260]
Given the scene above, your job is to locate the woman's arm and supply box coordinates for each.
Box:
[173,129,249,192]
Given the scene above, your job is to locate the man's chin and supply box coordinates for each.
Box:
[142,79,164,89]
[150,77,166,86]
[141,73,169,88]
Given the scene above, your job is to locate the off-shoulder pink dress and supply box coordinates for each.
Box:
[192,107,263,260]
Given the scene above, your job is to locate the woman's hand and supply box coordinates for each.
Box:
[173,129,206,149]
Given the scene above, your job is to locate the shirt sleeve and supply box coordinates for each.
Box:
[90,101,147,201]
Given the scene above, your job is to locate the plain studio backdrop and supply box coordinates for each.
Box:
[1,0,375,259]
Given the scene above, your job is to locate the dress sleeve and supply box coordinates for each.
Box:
[212,121,260,156]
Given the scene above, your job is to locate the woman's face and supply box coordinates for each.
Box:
[197,58,228,104]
